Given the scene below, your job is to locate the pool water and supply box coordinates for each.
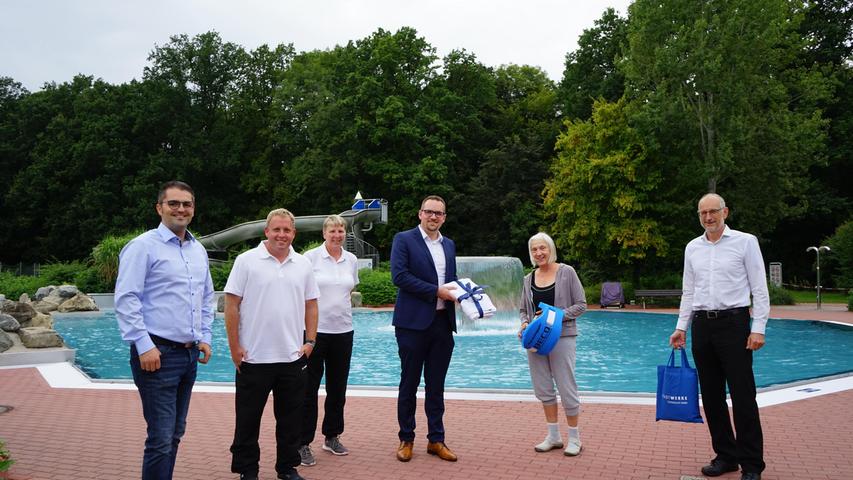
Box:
[53,310,853,393]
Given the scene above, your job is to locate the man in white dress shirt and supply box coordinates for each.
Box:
[669,193,769,480]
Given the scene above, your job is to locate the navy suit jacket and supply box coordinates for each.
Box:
[391,227,457,332]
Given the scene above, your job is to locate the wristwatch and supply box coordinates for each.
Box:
[305,339,316,347]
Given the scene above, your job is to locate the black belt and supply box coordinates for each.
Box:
[150,334,197,349]
[693,307,749,320]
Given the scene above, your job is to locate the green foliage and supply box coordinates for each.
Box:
[543,98,671,279]
[73,265,110,293]
[39,261,88,285]
[559,7,628,120]
[826,220,853,288]
[584,283,602,306]
[357,268,397,306]
[209,261,234,291]
[0,438,14,472]
[91,231,143,292]
[623,0,831,237]
[848,292,853,312]
[0,271,42,299]
[768,283,795,305]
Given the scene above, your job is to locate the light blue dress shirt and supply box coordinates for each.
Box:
[115,223,215,354]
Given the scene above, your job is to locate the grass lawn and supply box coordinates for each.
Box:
[787,289,849,304]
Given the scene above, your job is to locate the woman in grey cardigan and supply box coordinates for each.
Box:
[518,232,587,456]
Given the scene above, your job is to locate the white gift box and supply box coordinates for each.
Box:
[443,277,497,320]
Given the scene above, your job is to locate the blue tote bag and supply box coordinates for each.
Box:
[655,348,703,423]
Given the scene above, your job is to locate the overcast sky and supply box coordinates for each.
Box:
[1,0,633,92]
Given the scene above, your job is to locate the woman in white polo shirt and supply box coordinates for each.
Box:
[298,215,360,466]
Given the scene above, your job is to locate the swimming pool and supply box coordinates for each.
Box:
[53,310,853,393]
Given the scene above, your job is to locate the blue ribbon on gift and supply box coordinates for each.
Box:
[454,280,489,318]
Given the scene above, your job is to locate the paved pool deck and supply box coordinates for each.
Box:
[1,304,851,480]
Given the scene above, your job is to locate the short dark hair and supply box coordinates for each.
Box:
[420,195,446,210]
[157,181,194,203]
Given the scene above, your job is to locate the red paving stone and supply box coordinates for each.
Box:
[1,305,851,480]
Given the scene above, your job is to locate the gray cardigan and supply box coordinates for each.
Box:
[519,263,587,337]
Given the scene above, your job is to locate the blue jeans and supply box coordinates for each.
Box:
[130,344,199,480]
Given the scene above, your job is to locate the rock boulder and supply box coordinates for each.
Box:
[57,293,99,312]
[18,327,64,348]
[57,285,79,298]
[35,285,56,301]
[21,311,53,329]
[19,292,31,303]
[0,313,20,332]
[33,297,61,313]
[1,301,37,324]
[0,330,13,352]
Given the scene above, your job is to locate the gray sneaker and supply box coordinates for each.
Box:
[298,444,316,466]
[322,436,349,456]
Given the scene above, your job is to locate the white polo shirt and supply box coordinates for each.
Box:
[303,243,360,334]
[224,242,319,363]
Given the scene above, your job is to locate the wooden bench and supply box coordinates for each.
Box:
[634,289,682,309]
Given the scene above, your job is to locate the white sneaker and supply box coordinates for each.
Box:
[534,437,564,452]
[563,438,582,456]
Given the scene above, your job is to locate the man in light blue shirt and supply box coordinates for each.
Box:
[115,180,215,480]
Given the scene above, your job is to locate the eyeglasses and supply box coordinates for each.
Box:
[697,208,723,216]
[421,209,446,218]
[162,200,195,210]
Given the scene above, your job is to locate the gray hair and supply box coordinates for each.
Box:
[698,193,726,210]
[266,208,296,228]
[527,232,557,266]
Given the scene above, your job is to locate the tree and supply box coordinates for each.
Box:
[543,99,674,280]
[622,0,832,238]
[558,7,628,120]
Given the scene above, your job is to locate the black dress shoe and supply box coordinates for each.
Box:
[278,471,306,480]
[741,473,761,480]
[701,459,739,477]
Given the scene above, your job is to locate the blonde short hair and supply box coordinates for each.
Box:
[323,214,347,231]
[527,232,557,266]
[266,208,295,228]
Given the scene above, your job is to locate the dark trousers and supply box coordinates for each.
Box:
[230,359,306,477]
[691,311,765,474]
[130,344,199,480]
[396,311,455,443]
[300,330,354,445]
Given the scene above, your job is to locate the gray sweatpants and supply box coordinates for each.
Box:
[526,335,580,416]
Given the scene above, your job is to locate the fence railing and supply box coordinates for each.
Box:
[0,262,40,276]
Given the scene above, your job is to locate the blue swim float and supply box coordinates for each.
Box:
[521,302,564,355]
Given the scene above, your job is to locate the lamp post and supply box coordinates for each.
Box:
[806,246,831,309]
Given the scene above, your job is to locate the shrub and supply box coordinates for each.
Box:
[91,231,143,291]
[357,269,397,306]
[584,283,602,305]
[0,438,13,472]
[768,283,795,305]
[210,261,234,291]
[827,220,853,288]
[73,265,111,293]
[0,271,43,299]
[40,261,88,285]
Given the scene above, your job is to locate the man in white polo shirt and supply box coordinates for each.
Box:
[224,208,319,480]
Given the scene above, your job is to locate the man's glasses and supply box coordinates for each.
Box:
[421,209,446,218]
[697,208,723,216]
[162,200,195,210]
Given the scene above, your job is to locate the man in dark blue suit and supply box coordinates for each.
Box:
[391,195,459,463]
